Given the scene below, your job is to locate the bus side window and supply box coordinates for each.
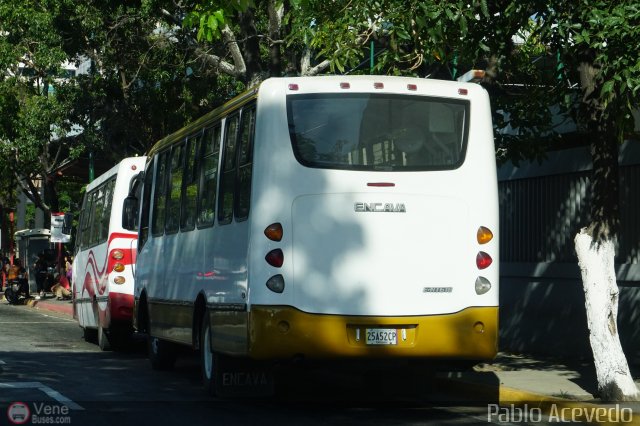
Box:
[76,193,86,251]
[197,124,220,227]
[235,104,256,221]
[218,114,239,225]
[181,132,201,231]
[166,142,185,234]
[81,191,94,249]
[101,178,115,243]
[152,151,170,236]
[139,157,155,249]
[90,186,105,246]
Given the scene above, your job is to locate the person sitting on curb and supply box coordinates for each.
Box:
[50,272,71,300]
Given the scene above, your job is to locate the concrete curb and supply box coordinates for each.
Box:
[437,376,640,425]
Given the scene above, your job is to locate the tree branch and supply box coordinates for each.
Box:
[300,48,330,76]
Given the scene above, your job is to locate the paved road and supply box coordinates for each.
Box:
[0,302,560,425]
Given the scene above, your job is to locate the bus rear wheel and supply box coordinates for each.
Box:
[98,325,111,351]
[200,311,219,395]
[83,327,97,344]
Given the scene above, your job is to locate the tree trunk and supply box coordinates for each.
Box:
[574,56,639,401]
[575,230,639,401]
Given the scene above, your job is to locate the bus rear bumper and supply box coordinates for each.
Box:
[248,306,498,361]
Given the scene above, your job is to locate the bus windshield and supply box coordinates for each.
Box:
[287,93,469,171]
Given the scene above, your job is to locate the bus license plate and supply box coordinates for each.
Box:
[365,328,397,345]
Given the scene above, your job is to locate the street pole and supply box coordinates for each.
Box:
[370,41,374,74]
[89,151,94,183]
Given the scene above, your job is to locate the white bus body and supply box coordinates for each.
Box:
[73,156,146,350]
[132,76,499,385]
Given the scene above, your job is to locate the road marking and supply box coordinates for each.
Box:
[2,321,74,324]
[0,382,84,410]
[39,315,75,323]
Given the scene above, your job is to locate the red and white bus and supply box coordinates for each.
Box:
[72,156,146,350]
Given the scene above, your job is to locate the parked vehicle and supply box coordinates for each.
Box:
[73,156,146,350]
[124,76,499,395]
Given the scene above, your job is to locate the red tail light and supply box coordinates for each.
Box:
[476,251,492,269]
[265,249,284,268]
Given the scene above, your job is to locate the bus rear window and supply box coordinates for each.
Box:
[287,93,469,171]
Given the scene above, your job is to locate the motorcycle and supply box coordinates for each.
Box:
[4,273,29,305]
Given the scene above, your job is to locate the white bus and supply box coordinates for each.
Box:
[73,156,146,350]
[125,75,499,394]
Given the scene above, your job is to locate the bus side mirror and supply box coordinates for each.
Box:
[122,196,139,231]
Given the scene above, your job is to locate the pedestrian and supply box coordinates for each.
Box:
[1,257,9,291]
[50,273,71,300]
[34,252,48,298]
[65,255,73,283]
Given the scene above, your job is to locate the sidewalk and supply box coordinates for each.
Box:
[438,353,640,425]
[26,293,74,316]
[1,291,73,317]
[4,292,640,423]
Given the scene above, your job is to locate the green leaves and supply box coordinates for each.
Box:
[183,1,253,42]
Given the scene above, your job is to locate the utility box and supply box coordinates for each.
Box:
[14,229,52,294]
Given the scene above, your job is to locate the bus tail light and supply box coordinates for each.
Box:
[477,226,493,244]
[264,223,283,241]
[112,250,124,260]
[113,263,125,273]
[265,249,284,268]
[114,276,126,285]
[476,251,492,269]
[266,275,285,293]
[475,276,491,295]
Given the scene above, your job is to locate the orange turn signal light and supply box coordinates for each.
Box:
[477,226,494,244]
[264,223,283,242]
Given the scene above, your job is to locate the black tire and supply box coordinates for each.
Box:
[98,325,111,351]
[4,287,16,304]
[199,310,274,397]
[83,327,98,344]
[200,310,218,394]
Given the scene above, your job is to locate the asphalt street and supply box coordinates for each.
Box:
[0,302,573,426]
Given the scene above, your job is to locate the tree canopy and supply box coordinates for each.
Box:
[0,0,639,400]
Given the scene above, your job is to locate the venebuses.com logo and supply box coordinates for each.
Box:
[7,402,30,425]
[6,402,72,424]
